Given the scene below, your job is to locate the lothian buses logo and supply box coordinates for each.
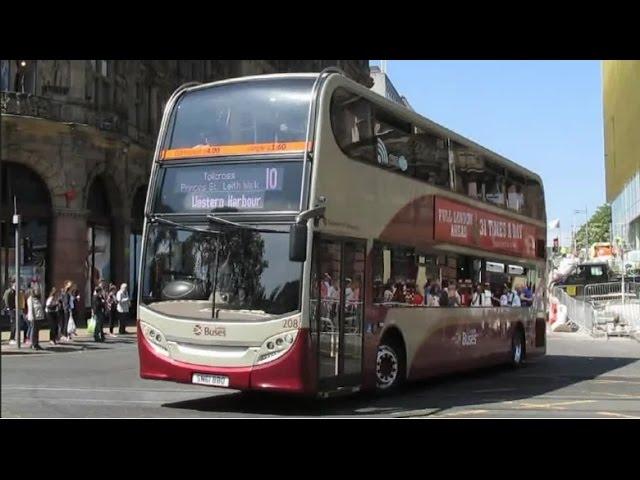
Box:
[193,324,226,337]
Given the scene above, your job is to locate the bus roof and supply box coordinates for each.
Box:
[180,72,544,185]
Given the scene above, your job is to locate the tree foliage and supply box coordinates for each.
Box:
[575,204,611,251]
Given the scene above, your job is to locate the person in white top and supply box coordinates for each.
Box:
[499,289,509,306]
[508,287,522,307]
[26,288,45,350]
[471,285,483,307]
[482,284,493,307]
[115,283,130,334]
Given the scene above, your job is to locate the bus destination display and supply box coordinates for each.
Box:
[156,163,302,213]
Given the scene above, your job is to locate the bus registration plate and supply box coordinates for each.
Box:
[192,373,230,388]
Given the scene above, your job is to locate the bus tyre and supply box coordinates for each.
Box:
[376,340,405,392]
[510,328,525,367]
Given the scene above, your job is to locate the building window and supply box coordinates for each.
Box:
[11,60,37,94]
[0,60,9,91]
[1,162,52,295]
[91,60,108,77]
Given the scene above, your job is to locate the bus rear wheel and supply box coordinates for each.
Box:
[376,340,405,392]
[510,328,525,367]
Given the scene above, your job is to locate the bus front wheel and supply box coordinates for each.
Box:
[376,340,405,392]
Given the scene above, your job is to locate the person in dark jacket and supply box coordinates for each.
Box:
[45,287,60,345]
[59,280,72,341]
[92,286,106,342]
[106,284,118,337]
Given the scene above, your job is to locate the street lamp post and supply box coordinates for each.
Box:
[12,197,21,349]
[574,208,590,259]
[585,206,590,255]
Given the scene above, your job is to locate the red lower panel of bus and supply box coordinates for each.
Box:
[138,323,314,394]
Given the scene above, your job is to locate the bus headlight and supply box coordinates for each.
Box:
[256,330,298,365]
[141,321,169,356]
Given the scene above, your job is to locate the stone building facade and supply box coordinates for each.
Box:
[0,60,371,315]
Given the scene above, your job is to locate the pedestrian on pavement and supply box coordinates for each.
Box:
[45,287,60,345]
[92,286,106,343]
[71,285,81,335]
[471,284,483,307]
[509,285,522,307]
[106,284,118,337]
[22,288,33,346]
[520,282,533,307]
[116,283,130,334]
[439,280,450,307]
[482,283,493,307]
[499,285,510,306]
[3,280,20,345]
[59,280,72,342]
[66,283,77,340]
[26,287,45,350]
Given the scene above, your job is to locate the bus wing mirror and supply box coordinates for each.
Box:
[289,223,308,262]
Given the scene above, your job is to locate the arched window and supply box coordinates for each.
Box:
[0,162,51,295]
[86,175,114,304]
[87,176,112,225]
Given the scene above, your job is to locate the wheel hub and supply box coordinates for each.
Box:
[376,346,398,389]
[513,339,522,363]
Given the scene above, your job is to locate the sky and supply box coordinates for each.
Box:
[370,60,605,247]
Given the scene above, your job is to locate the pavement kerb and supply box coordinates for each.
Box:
[1,329,137,355]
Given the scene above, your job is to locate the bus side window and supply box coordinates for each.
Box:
[330,88,375,163]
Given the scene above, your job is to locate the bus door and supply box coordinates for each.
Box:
[311,235,365,392]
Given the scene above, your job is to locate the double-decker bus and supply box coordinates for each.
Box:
[138,69,547,396]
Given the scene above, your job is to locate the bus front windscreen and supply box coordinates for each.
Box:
[163,77,314,159]
[141,224,301,321]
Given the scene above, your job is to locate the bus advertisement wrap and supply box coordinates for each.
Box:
[434,196,540,259]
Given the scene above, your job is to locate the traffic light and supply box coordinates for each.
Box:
[23,237,33,264]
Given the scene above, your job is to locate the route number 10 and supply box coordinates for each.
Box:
[265,168,278,190]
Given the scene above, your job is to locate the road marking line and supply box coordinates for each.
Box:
[5,396,161,405]
[598,392,640,399]
[597,411,640,419]
[432,410,488,417]
[515,400,595,410]
[2,386,216,394]
[595,379,640,385]
[392,408,440,417]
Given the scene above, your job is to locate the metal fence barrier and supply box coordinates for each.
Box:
[552,286,595,333]
[583,282,640,301]
[552,283,640,338]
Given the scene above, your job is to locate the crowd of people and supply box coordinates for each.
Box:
[2,279,82,350]
[90,281,131,343]
[315,271,534,312]
[374,278,535,308]
[2,279,131,348]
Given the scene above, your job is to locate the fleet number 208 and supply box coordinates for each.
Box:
[282,318,301,329]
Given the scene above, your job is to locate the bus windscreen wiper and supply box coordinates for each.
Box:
[206,214,282,233]
[147,215,222,236]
